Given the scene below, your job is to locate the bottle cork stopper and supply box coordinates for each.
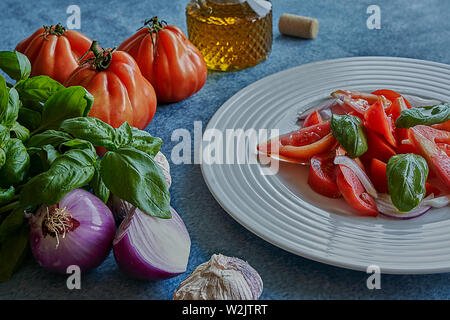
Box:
[278,13,319,39]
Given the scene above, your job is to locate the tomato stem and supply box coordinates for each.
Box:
[79,40,116,71]
[42,23,66,39]
[138,16,167,58]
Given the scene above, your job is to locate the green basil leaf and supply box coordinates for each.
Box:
[60,139,96,154]
[331,114,368,158]
[114,122,133,148]
[0,186,15,206]
[0,222,29,282]
[100,147,171,218]
[0,139,30,188]
[15,75,63,110]
[90,161,110,204]
[10,122,30,142]
[18,107,41,131]
[387,153,429,212]
[0,76,9,119]
[60,117,116,150]
[0,51,31,81]
[19,148,96,207]
[0,206,24,243]
[0,148,5,169]
[37,86,94,131]
[0,124,9,146]
[130,127,162,158]
[26,130,72,148]
[1,88,20,129]
[28,145,61,176]
[395,103,450,128]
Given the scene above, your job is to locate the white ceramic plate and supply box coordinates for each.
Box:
[201,57,450,274]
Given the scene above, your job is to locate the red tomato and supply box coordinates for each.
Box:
[369,158,388,193]
[364,100,397,147]
[308,152,341,198]
[336,166,379,217]
[433,120,450,132]
[302,109,322,128]
[15,23,92,84]
[396,140,420,155]
[371,89,412,109]
[118,17,207,103]
[409,126,450,190]
[425,182,441,197]
[64,41,157,130]
[361,129,397,163]
[388,96,410,122]
[257,122,336,160]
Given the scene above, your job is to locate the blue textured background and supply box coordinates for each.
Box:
[1,0,450,300]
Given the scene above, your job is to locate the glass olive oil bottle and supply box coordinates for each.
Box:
[186,0,273,72]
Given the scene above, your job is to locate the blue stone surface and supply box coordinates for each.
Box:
[0,0,449,299]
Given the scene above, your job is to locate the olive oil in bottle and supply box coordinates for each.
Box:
[186,0,273,72]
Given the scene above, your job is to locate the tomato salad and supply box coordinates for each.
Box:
[257,89,450,219]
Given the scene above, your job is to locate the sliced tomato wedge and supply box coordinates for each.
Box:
[371,89,412,109]
[433,119,450,132]
[361,129,397,163]
[425,182,441,197]
[258,122,336,160]
[369,158,388,193]
[364,100,397,147]
[389,96,410,122]
[409,126,450,190]
[308,152,341,198]
[336,166,379,217]
[302,109,323,128]
[396,139,420,155]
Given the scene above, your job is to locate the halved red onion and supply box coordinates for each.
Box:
[113,206,191,280]
[334,155,378,198]
[375,194,433,220]
[29,189,116,274]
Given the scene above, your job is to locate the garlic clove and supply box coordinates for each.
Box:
[173,254,263,300]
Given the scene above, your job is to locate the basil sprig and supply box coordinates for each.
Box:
[387,154,429,212]
[331,114,368,158]
[0,50,171,281]
[395,103,450,128]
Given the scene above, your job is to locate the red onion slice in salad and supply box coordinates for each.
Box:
[402,95,442,107]
[334,155,378,198]
[375,194,434,220]
[423,194,450,208]
[297,98,341,120]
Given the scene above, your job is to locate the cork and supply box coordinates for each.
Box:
[278,13,319,39]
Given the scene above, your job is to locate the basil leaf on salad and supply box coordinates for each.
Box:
[37,86,94,132]
[387,153,429,212]
[395,103,450,128]
[19,148,96,207]
[14,75,64,110]
[60,117,117,150]
[100,147,171,219]
[0,51,31,81]
[331,114,368,158]
[0,139,30,188]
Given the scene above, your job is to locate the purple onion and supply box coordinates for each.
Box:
[375,194,433,220]
[113,206,191,280]
[29,189,116,273]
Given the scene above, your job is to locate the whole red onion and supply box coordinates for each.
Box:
[29,189,116,274]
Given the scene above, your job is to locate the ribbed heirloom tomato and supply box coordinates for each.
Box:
[15,23,92,83]
[118,17,207,103]
[64,41,157,130]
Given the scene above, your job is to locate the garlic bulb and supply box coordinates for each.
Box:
[154,151,171,188]
[173,254,263,300]
[108,151,171,223]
